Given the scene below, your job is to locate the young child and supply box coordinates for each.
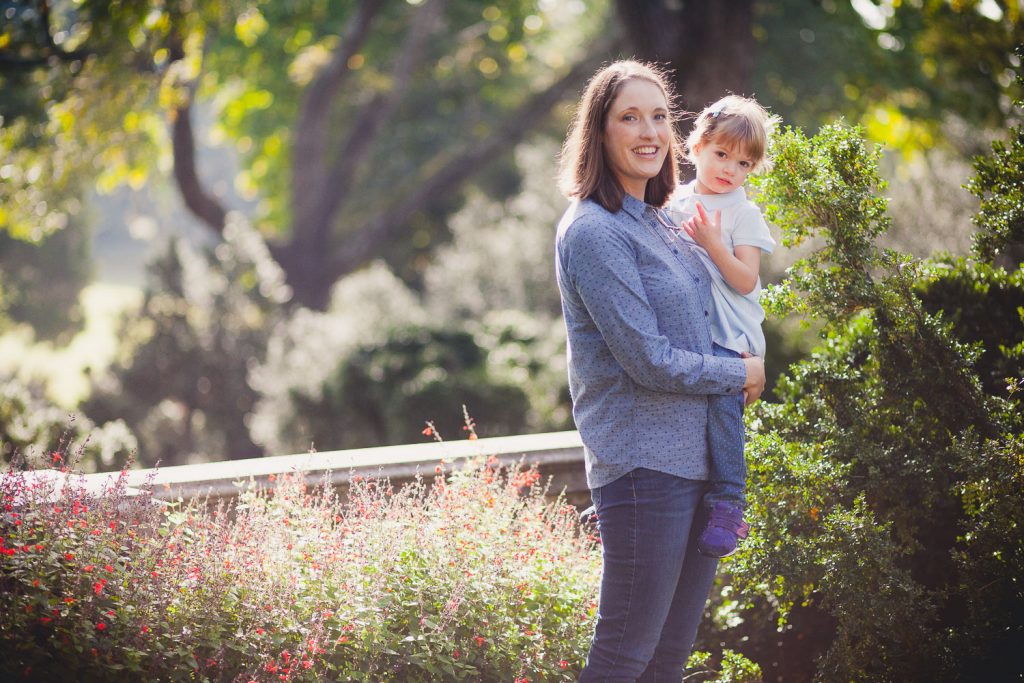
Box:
[667,94,778,558]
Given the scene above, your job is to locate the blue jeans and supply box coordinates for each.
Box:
[704,344,746,509]
[579,469,719,682]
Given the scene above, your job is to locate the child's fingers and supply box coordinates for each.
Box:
[695,201,708,222]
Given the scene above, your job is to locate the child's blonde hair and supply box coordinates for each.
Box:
[685,95,780,173]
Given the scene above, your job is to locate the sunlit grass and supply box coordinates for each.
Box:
[0,283,141,407]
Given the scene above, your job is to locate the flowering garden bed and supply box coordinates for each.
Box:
[1,449,602,682]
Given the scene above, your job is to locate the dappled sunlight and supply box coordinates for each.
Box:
[0,283,141,407]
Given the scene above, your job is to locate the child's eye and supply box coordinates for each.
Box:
[739,160,752,169]
[715,150,727,158]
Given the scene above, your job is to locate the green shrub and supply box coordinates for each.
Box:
[915,256,1024,411]
[288,325,536,450]
[712,121,1024,682]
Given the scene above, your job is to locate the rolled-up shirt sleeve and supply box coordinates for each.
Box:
[561,214,745,396]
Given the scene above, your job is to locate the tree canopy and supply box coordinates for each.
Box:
[3,0,1020,312]
[1,0,615,308]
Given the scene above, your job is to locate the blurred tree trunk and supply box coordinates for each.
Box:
[614,0,755,112]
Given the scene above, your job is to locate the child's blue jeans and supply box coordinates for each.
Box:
[704,343,747,509]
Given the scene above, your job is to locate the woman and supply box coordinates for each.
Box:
[554,61,765,681]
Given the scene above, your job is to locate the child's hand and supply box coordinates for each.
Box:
[682,201,723,253]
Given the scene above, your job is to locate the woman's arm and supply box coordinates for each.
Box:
[559,214,747,397]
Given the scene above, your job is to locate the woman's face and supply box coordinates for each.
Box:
[602,78,671,200]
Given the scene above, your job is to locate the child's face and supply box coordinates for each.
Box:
[692,137,755,195]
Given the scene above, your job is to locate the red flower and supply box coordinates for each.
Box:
[560,660,569,669]
[83,565,94,572]
[474,636,485,647]
[96,622,106,631]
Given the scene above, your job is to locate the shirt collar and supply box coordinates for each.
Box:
[679,180,746,206]
[621,193,648,221]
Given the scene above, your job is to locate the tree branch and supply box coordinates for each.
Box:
[325,35,621,280]
[291,0,386,240]
[306,0,450,249]
[172,99,227,234]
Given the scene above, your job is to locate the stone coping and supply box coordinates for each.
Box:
[72,430,587,502]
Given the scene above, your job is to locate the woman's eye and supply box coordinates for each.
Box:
[654,113,667,121]
[623,114,637,121]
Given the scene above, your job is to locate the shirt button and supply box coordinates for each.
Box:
[704,310,709,316]
[672,249,678,254]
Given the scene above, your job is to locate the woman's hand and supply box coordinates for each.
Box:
[741,353,765,406]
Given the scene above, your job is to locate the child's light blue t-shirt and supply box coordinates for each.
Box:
[667,181,776,356]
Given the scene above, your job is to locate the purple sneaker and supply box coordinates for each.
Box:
[697,503,750,558]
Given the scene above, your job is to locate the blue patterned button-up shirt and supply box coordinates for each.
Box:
[555,193,747,490]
